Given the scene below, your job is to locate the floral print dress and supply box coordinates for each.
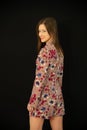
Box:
[28,42,65,119]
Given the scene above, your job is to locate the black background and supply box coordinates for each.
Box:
[0,1,87,130]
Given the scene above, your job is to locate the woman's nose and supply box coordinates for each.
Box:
[39,32,43,37]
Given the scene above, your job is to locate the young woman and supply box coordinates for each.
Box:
[27,17,65,130]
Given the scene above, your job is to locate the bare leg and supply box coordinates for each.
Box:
[50,116,63,130]
[29,116,44,130]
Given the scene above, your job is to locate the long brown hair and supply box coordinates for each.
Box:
[36,17,64,56]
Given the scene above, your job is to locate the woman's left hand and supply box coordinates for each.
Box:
[27,104,34,112]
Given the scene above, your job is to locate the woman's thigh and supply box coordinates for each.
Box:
[50,116,63,130]
[29,116,44,130]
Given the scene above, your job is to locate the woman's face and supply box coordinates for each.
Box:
[38,24,51,43]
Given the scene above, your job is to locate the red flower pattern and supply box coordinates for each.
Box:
[28,43,65,119]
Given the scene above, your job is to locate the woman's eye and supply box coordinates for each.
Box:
[43,30,46,32]
[38,30,46,33]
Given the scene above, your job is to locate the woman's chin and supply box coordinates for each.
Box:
[41,40,45,43]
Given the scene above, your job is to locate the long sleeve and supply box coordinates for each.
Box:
[28,47,50,108]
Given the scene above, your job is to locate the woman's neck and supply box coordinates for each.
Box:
[46,38,53,45]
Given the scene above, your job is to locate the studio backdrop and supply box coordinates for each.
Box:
[0,1,87,130]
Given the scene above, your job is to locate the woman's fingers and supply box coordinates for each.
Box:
[27,104,34,112]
